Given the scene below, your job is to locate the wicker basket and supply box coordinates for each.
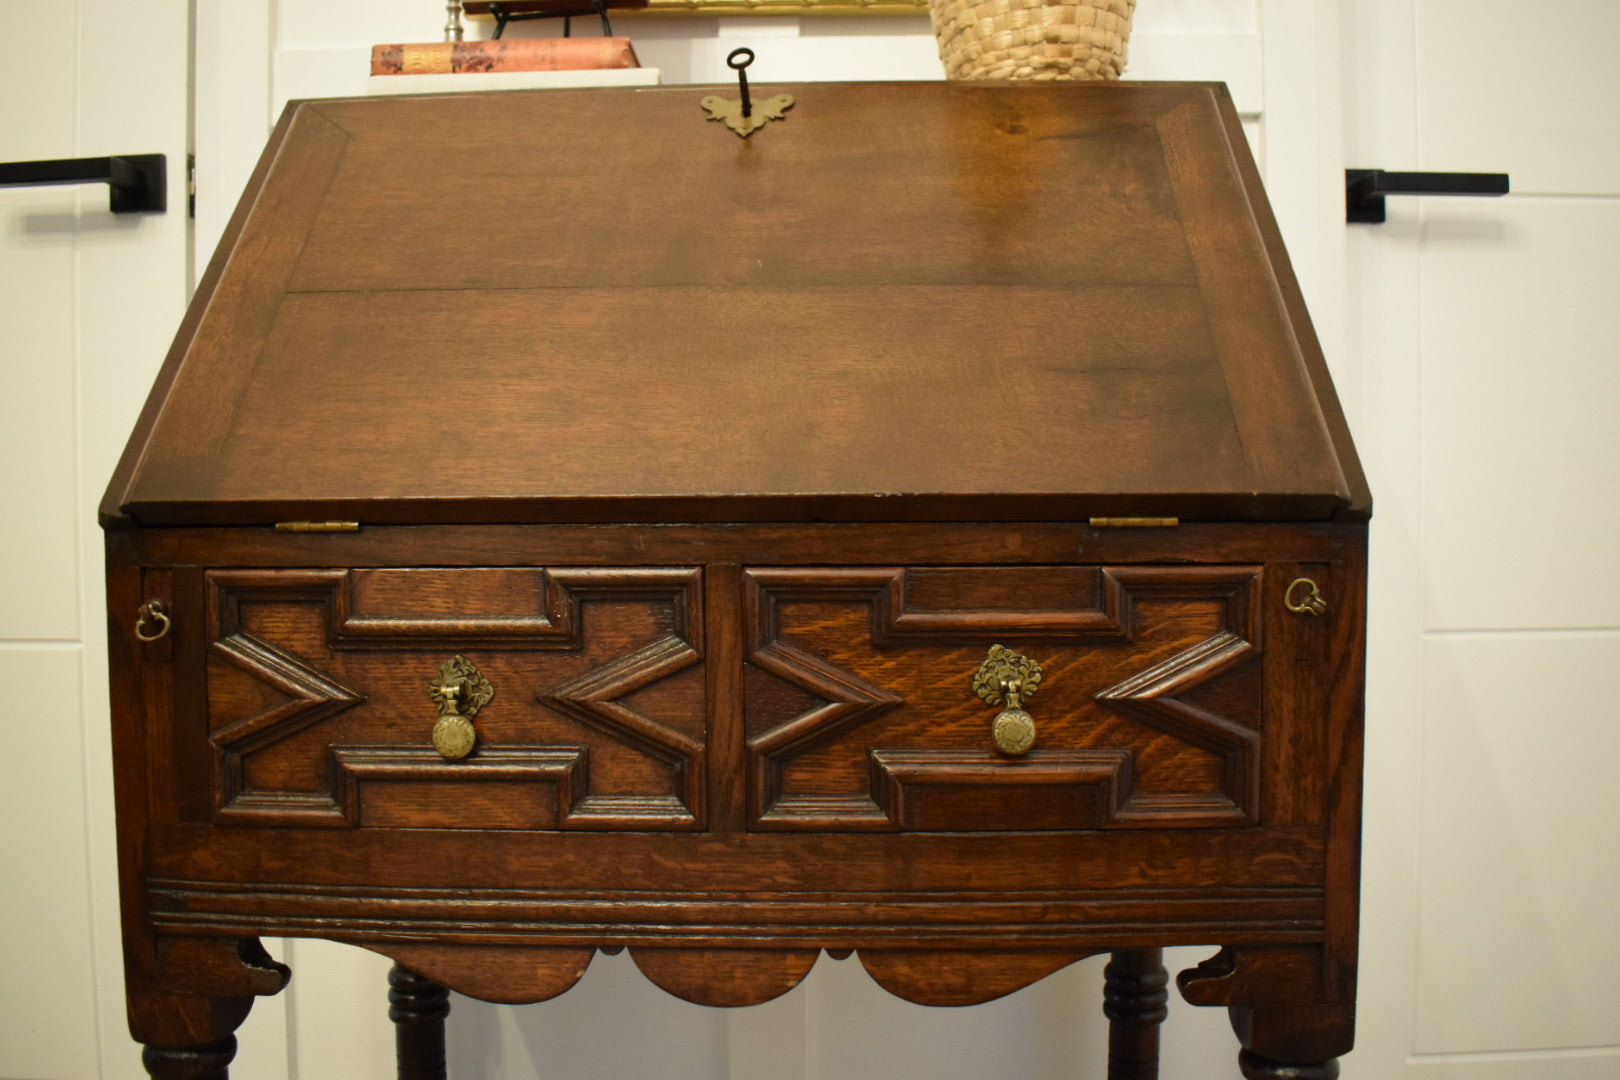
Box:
[930,0,1134,81]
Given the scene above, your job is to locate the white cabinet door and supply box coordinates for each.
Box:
[1345,2,1620,1077]
[0,3,281,1079]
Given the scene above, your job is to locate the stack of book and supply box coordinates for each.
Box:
[368,38,657,94]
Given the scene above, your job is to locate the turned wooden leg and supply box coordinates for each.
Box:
[389,962,451,1080]
[141,1036,237,1080]
[1103,948,1168,1080]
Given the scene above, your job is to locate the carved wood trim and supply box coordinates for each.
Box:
[375,945,594,1006]
[146,877,1326,951]
[859,949,1097,1006]
[153,937,290,998]
[538,633,705,828]
[209,632,364,823]
[629,947,819,1007]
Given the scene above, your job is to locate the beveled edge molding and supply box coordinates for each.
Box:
[206,566,704,650]
[216,746,701,830]
[538,632,707,828]
[146,880,1327,953]
[869,748,1130,831]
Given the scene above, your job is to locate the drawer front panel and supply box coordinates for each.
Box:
[744,566,1263,831]
[203,567,705,830]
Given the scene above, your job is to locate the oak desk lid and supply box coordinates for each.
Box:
[104,81,1368,528]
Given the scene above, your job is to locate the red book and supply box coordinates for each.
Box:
[371,38,639,75]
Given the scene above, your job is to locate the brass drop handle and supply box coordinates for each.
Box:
[134,599,171,642]
[973,645,1044,756]
[1284,577,1328,616]
[429,655,494,761]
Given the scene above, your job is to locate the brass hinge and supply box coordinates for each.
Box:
[1088,517,1180,528]
[274,520,361,533]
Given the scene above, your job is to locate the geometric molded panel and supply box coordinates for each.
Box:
[209,630,364,825]
[204,567,705,830]
[743,565,1261,831]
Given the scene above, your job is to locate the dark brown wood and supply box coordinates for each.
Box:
[1105,948,1168,1080]
[102,81,1367,1077]
[127,986,257,1080]
[860,950,1097,1007]
[388,963,449,1080]
[631,947,819,1006]
[1178,946,1354,1078]
[379,945,594,1004]
[106,83,1355,529]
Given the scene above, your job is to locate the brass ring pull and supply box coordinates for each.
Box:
[1284,577,1328,616]
[134,600,171,642]
[429,655,494,760]
[973,645,1044,756]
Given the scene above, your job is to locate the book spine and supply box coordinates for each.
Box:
[371,39,638,75]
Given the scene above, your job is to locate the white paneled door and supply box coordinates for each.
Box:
[1343,1,1620,1078]
[0,1,192,1079]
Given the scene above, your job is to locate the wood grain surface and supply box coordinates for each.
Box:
[105,82,1361,526]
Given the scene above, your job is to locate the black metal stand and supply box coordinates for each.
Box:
[487,0,613,38]
[0,154,166,213]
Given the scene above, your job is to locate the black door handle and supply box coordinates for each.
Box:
[0,154,166,213]
[1346,168,1509,224]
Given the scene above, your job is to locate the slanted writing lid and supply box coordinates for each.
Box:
[105,81,1367,527]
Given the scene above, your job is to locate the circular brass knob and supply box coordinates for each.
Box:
[432,713,477,760]
[992,707,1036,756]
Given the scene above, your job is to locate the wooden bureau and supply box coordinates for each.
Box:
[103,81,1369,1079]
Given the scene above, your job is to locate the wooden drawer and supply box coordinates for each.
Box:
[195,560,1276,838]
[744,565,1264,832]
[201,566,706,831]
